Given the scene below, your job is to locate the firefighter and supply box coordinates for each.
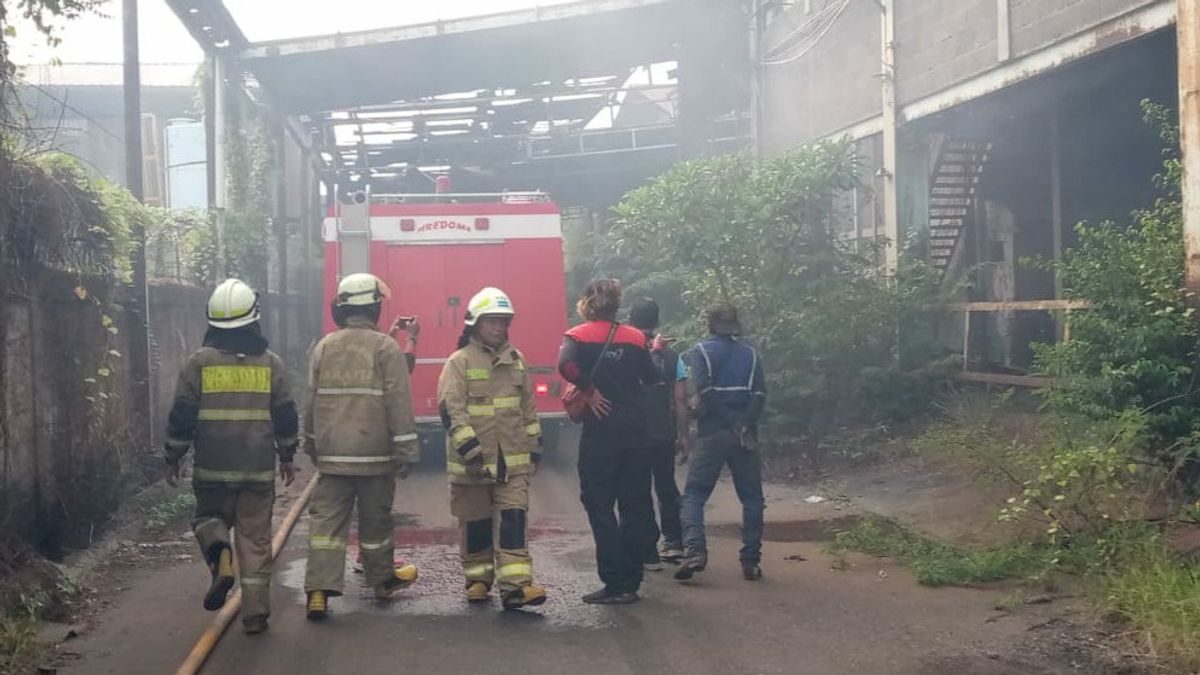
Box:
[438,287,547,609]
[303,272,420,619]
[164,278,298,635]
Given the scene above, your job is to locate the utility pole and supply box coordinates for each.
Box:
[879,0,900,278]
[1180,0,1200,295]
[123,0,152,445]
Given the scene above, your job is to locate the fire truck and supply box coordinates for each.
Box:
[324,188,569,462]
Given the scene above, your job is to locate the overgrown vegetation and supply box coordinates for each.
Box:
[145,491,196,531]
[830,515,1047,587]
[1034,102,1196,446]
[0,563,86,673]
[605,143,954,440]
[833,102,1200,670]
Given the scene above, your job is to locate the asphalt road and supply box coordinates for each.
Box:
[58,453,1088,675]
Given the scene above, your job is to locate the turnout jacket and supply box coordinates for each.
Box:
[165,347,298,485]
[303,316,419,475]
[438,337,541,485]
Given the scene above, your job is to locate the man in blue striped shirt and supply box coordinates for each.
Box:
[675,303,768,582]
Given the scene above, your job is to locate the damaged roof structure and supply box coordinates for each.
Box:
[166,0,750,203]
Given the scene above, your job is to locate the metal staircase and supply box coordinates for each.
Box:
[929,138,992,277]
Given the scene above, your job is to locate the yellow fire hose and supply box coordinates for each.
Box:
[174,474,319,675]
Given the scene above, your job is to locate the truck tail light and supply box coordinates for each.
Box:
[535,382,550,397]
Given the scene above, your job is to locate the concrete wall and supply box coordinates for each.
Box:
[758,0,1168,149]
[759,0,880,150]
[897,0,998,102]
[0,272,317,556]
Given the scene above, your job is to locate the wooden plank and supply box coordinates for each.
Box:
[943,299,1090,312]
[954,371,1054,388]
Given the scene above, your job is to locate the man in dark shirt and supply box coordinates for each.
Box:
[675,303,768,582]
[628,298,691,568]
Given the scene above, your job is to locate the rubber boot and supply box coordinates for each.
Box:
[466,582,491,604]
[243,615,269,635]
[502,584,547,610]
[203,546,236,611]
[306,591,328,620]
[374,564,419,599]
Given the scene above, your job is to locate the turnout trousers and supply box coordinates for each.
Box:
[192,482,275,620]
[304,473,397,595]
[450,473,533,592]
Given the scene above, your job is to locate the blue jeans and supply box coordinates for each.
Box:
[680,430,765,563]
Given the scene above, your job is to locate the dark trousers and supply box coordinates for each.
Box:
[577,426,654,594]
[680,430,765,563]
[646,440,683,563]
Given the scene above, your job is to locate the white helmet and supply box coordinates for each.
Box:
[336,273,391,307]
[207,279,260,329]
[464,287,515,326]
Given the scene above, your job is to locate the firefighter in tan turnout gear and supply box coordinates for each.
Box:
[438,287,547,610]
[303,273,420,619]
[164,278,298,636]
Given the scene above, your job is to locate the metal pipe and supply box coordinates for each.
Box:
[213,53,228,278]
[879,0,899,277]
[123,0,152,444]
[1180,0,1200,294]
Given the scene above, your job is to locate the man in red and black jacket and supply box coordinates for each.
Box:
[558,279,661,605]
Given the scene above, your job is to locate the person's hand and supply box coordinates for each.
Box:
[586,389,613,419]
[166,460,181,487]
[405,316,420,340]
[464,455,487,479]
[390,316,416,336]
[279,462,297,487]
[675,437,691,465]
[651,334,676,353]
[397,460,411,480]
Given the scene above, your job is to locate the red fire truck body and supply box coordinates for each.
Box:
[323,192,569,437]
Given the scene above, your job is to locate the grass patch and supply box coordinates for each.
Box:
[1097,533,1200,671]
[145,491,196,531]
[830,516,1048,587]
[0,566,87,673]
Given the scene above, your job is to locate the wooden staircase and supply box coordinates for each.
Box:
[929,138,992,278]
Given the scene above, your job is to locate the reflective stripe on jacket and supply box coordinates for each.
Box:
[437,338,540,485]
[303,316,419,476]
[165,347,297,485]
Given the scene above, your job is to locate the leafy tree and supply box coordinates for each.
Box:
[610,143,950,438]
[1034,101,1196,445]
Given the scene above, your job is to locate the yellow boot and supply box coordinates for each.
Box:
[375,563,419,599]
[502,584,547,610]
[306,590,328,620]
[466,582,491,603]
[203,546,236,611]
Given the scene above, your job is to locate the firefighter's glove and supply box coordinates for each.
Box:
[396,459,411,481]
[464,455,488,479]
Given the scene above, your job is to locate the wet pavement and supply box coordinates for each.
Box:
[58,459,1093,675]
